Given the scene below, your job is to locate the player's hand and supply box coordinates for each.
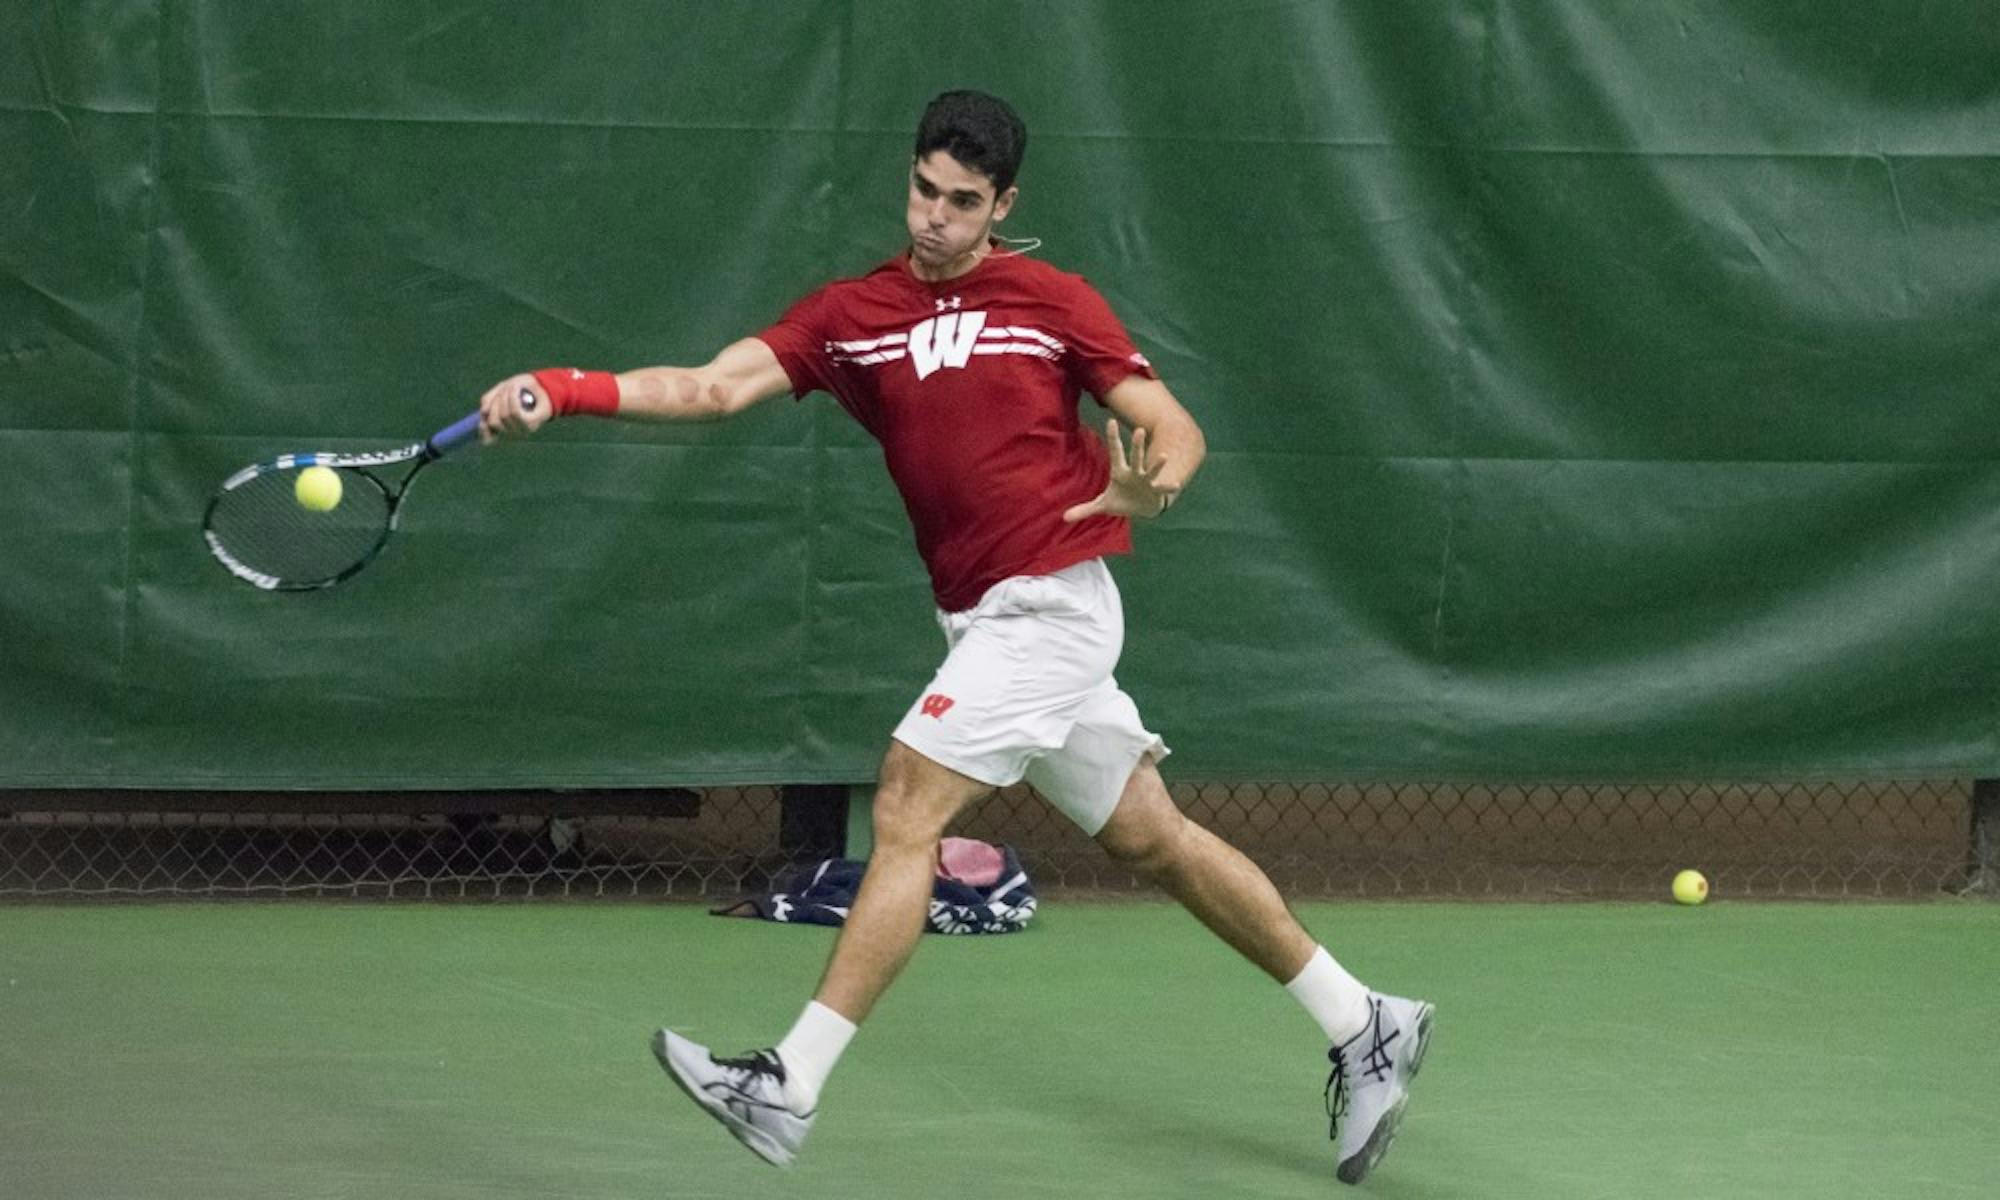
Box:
[476,374,553,444]
[1062,419,1180,522]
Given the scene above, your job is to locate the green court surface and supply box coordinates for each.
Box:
[3,900,1995,1199]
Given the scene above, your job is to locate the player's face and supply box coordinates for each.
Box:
[906,150,1016,278]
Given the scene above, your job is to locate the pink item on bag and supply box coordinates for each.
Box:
[936,837,1006,887]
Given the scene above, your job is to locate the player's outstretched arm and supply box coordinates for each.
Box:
[618,338,794,422]
[1061,375,1207,522]
[477,337,793,442]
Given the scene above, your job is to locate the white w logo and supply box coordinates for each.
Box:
[907,311,988,380]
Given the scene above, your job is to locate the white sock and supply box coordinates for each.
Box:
[774,1000,856,1112]
[1285,946,1372,1044]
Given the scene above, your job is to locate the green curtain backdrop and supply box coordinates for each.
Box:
[4,2,1997,787]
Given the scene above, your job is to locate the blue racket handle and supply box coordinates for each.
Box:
[427,410,485,456]
[428,386,540,456]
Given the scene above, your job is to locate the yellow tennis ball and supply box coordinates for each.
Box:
[295,465,342,512]
[1672,868,1709,906]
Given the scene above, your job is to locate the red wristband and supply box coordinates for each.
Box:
[531,367,620,418]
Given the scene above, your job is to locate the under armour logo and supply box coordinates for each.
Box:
[568,368,585,379]
[935,295,963,312]
[920,693,955,719]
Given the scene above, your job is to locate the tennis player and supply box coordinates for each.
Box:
[477,90,1433,1184]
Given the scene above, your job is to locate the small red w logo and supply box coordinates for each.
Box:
[920,693,955,719]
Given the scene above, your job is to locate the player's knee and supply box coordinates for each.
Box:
[869,784,945,854]
[1099,806,1189,878]
[1095,762,1189,876]
[868,754,958,853]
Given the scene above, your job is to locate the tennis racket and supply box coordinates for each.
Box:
[202,391,532,590]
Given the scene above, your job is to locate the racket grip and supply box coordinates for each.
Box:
[428,410,485,456]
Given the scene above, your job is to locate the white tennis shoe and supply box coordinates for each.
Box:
[1325,993,1435,1184]
[650,1029,815,1167]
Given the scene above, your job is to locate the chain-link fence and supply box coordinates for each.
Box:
[958,780,1987,899]
[3,780,1992,901]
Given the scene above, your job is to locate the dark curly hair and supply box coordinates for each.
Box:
[913,90,1028,193]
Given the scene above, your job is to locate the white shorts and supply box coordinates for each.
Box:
[891,557,1169,836]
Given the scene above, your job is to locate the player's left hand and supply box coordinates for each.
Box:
[1062,419,1179,522]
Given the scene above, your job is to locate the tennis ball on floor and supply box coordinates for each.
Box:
[1671,868,1709,905]
[295,465,342,512]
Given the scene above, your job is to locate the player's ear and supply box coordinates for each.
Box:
[992,185,1018,223]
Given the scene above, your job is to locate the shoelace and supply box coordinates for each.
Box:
[1322,1048,1350,1137]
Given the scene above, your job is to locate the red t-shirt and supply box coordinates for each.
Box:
[757,247,1158,612]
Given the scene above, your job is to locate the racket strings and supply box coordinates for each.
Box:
[205,468,392,585]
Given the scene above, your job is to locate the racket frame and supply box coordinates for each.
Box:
[202,411,484,591]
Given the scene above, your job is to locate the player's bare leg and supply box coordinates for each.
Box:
[1092,757,1316,980]
[652,739,986,1167]
[1093,758,1435,1185]
[811,739,991,1020]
